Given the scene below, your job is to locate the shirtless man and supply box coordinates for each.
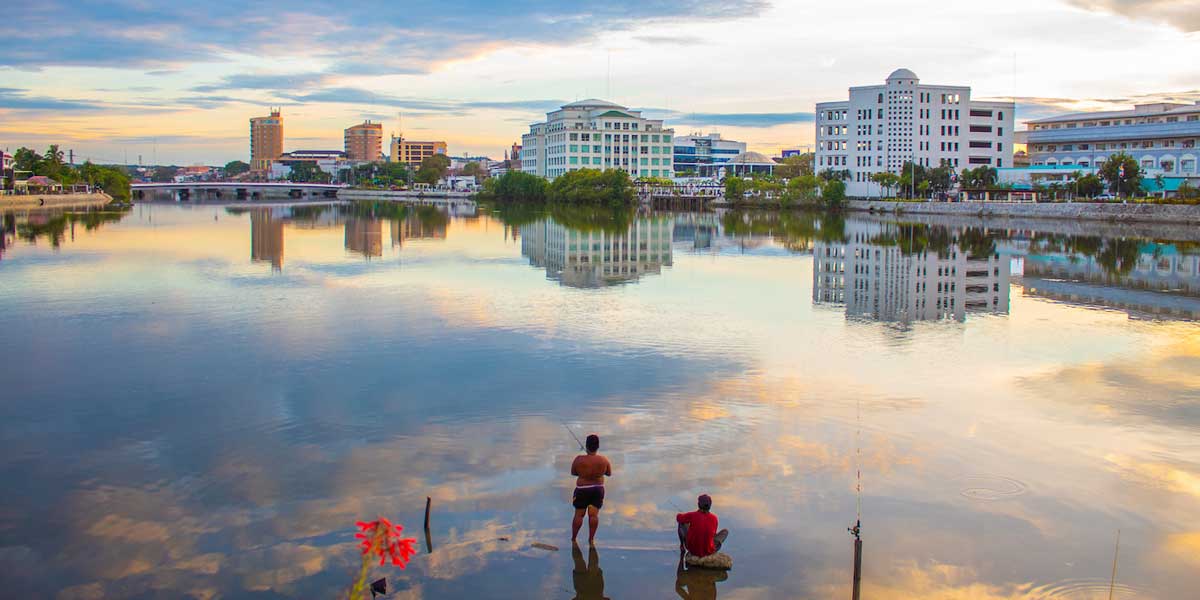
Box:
[570,434,612,544]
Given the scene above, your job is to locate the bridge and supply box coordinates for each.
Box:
[131,182,342,201]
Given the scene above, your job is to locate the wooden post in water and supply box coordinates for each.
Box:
[424,496,433,554]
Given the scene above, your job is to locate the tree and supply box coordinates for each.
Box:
[151,165,178,182]
[462,161,485,183]
[819,168,849,182]
[289,162,332,183]
[897,161,927,198]
[774,152,814,179]
[416,154,451,185]
[1075,173,1104,198]
[821,179,846,209]
[1098,153,1142,197]
[13,147,42,174]
[1177,181,1200,202]
[725,176,750,201]
[783,174,822,205]
[547,168,636,207]
[870,172,900,197]
[478,171,548,203]
[960,166,997,188]
[224,160,250,177]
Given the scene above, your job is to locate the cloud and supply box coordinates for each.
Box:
[191,72,332,93]
[1067,0,1200,32]
[1015,89,1200,125]
[0,88,106,111]
[644,108,816,128]
[1,1,767,71]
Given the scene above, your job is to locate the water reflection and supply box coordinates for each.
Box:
[675,560,728,600]
[0,206,129,258]
[519,213,674,288]
[813,221,1011,323]
[571,543,608,600]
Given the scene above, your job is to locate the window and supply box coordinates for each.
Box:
[969,125,992,133]
[970,109,993,117]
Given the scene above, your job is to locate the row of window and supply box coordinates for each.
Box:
[1033,139,1199,152]
[1030,114,1200,130]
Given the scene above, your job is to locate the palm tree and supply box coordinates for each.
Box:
[44,145,64,166]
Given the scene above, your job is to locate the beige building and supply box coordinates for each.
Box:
[344,120,384,161]
[250,109,283,171]
[389,136,447,166]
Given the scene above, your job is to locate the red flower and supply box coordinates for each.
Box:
[355,517,418,569]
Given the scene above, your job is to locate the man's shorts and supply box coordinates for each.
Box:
[572,485,605,509]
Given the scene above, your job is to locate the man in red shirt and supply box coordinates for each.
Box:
[676,494,728,558]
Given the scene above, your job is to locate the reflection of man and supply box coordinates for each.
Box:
[571,541,610,600]
[571,434,612,544]
[675,557,728,600]
[676,494,728,558]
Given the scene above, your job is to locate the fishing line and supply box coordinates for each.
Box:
[562,422,584,451]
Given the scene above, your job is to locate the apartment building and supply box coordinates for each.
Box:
[1022,102,1200,177]
[389,136,447,166]
[672,133,746,177]
[521,99,674,179]
[250,109,283,171]
[815,69,1014,197]
[344,120,383,161]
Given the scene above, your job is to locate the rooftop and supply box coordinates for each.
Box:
[888,68,919,80]
[727,151,775,165]
[1027,101,1200,124]
[562,99,625,110]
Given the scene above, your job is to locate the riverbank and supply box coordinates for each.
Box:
[338,189,474,205]
[0,192,113,210]
[848,199,1200,225]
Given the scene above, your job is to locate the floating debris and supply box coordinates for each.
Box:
[497,536,510,541]
[531,542,559,552]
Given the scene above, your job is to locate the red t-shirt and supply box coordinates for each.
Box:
[676,510,719,557]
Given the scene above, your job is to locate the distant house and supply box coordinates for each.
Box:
[23,176,62,192]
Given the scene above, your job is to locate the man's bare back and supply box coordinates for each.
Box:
[571,453,612,486]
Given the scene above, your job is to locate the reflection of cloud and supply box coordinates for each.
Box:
[1161,531,1200,567]
[1066,0,1200,32]
[1104,454,1200,499]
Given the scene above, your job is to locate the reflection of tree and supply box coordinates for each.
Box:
[1095,238,1142,276]
[14,208,130,248]
[548,205,635,234]
[720,209,846,249]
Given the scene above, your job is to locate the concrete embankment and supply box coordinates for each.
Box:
[1,192,113,210]
[848,200,1200,226]
[337,189,474,204]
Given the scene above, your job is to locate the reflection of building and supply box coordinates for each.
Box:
[345,218,383,258]
[521,99,674,180]
[814,222,1011,322]
[815,69,1015,197]
[250,108,284,171]
[389,213,448,247]
[250,208,285,271]
[389,136,447,166]
[344,120,384,161]
[521,216,674,287]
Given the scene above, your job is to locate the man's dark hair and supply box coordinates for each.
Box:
[697,494,712,512]
[585,434,600,453]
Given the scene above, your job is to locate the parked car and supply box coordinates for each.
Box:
[1095,193,1117,201]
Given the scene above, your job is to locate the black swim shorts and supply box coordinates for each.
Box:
[572,485,605,509]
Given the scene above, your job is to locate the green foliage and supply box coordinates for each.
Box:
[478,171,548,204]
[346,161,409,187]
[820,179,846,209]
[416,154,451,185]
[638,176,674,186]
[870,172,900,197]
[774,153,814,179]
[784,174,822,205]
[818,168,849,182]
[725,176,750,201]
[1098,153,1142,197]
[78,161,132,203]
[960,166,998,188]
[462,162,485,182]
[13,147,41,173]
[1075,173,1105,197]
[547,169,636,207]
[224,160,250,177]
[1177,181,1200,202]
[150,165,178,182]
[288,162,332,183]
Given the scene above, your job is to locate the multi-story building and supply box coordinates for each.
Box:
[815,69,1014,197]
[389,136,447,166]
[813,221,1010,322]
[250,108,283,171]
[521,99,674,180]
[344,120,383,161]
[672,133,746,177]
[1021,102,1200,178]
[520,215,674,287]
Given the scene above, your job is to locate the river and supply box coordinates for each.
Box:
[1,202,1197,598]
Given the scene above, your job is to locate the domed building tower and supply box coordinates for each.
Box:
[814,68,1014,198]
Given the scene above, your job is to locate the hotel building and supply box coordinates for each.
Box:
[672,133,746,177]
[389,136,447,166]
[521,100,674,180]
[815,69,1014,197]
[520,215,674,287]
[813,221,1010,322]
[250,109,284,171]
[344,120,384,161]
[1021,102,1200,177]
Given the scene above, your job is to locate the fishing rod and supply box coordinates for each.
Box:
[848,397,863,600]
[562,422,585,451]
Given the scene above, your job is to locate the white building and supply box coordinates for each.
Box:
[520,215,673,287]
[521,99,674,180]
[815,68,1015,197]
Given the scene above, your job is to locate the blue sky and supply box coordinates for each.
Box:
[1,0,1198,164]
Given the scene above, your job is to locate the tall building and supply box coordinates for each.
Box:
[344,120,384,161]
[813,221,1010,322]
[521,99,674,180]
[672,133,746,177]
[250,108,283,171]
[1021,102,1200,177]
[815,69,1014,197]
[389,136,447,166]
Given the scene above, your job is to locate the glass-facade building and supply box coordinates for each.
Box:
[672,134,746,177]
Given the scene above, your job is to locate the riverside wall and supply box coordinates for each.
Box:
[848,200,1200,226]
[0,192,113,210]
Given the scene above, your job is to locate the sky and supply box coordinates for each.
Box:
[1,0,1198,166]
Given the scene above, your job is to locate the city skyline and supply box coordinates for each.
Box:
[2,0,1199,165]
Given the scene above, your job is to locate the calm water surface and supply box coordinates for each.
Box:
[1,202,1199,599]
